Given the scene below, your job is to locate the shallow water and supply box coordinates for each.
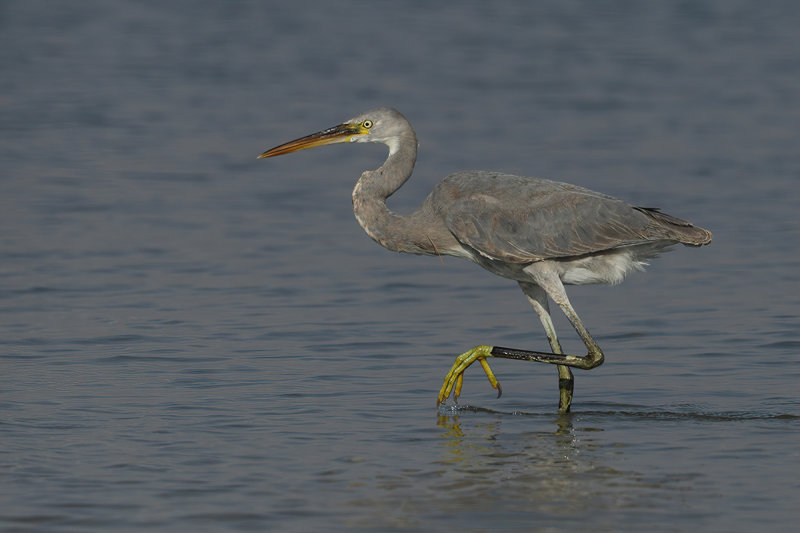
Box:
[2,1,799,531]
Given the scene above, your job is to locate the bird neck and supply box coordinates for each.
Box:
[351,134,433,254]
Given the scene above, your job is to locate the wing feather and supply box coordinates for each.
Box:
[429,172,705,263]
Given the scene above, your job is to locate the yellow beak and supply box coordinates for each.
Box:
[258,122,368,159]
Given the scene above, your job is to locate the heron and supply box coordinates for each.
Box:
[258,107,711,413]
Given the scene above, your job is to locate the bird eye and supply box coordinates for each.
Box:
[362,120,373,129]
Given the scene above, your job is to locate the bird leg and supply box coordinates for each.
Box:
[437,270,603,411]
[557,367,575,414]
[519,282,574,414]
[437,345,577,406]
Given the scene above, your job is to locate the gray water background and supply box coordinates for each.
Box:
[1,1,799,531]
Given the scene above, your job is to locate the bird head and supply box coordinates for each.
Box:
[258,107,410,159]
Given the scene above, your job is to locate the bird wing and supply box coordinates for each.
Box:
[433,172,682,263]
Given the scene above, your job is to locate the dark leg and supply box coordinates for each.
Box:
[437,264,603,410]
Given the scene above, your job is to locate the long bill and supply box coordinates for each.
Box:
[258,122,367,158]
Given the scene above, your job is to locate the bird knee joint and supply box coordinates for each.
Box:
[585,349,604,369]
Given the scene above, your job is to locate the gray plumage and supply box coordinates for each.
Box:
[432,171,709,262]
[259,107,712,412]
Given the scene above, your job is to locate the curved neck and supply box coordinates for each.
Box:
[351,132,435,254]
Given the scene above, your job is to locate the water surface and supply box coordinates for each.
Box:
[2,1,799,531]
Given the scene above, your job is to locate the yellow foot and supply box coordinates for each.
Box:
[437,345,502,405]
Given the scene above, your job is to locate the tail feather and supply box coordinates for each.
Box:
[635,207,712,246]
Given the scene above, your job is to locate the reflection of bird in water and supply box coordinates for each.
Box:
[259,108,712,413]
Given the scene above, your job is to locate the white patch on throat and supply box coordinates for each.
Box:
[349,133,400,156]
[385,137,401,156]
